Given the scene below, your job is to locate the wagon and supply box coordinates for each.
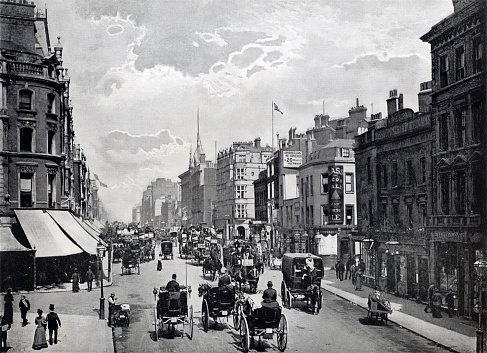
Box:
[198,283,239,331]
[239,297,288,352]
[121,250,140,275]
[160,240,174,260]
[367,291,392,325]
[280,253,323,314]
[111,303,130,327]
[153,286,193,340]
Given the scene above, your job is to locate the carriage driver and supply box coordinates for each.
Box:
[218,270,231,287]
[303,257,317,288]
[261,281,279,309]
[166,274,180,292]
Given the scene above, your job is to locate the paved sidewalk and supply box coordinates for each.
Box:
[322,269,477,353]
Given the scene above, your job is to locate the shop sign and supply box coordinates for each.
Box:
[282,151,302,168]
[328,166,343,224]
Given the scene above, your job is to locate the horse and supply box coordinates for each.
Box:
[202,257,222,281]
[198,282,213,297]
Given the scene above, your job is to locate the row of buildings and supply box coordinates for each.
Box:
[0,0,107,291]
[176,0,486,319]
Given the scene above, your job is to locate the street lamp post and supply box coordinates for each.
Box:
[97,242,106,320]
[474,259,487,353]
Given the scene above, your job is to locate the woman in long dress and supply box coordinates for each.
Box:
[3,288,13,327]
[32,309,48,350]
[72,268,80,292]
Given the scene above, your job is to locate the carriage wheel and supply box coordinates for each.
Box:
[318,290,323,312]
[153,306,158,341]
[287,292,292,309]
[240,315,250,353]
[188,305,194,340]
[277,314,288,351]
[281,282,287,306]
[202,299,210,332]
[233,301,242,330]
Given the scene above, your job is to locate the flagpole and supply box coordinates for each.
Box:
[272,100,274,151]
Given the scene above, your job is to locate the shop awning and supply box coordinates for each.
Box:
[0,226,31,252]
[46,210,99,255]
[14,210,83,258]
[93,219,105,230]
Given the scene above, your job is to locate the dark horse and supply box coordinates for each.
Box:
[202,257,222,281]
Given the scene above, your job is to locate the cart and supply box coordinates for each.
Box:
[280,253,323,314]
[121,250,140,275]
[111,303,130,327]
[153,286,193,340]
[198,283,238,332]
[238,297,288,352]
[160,240,174,260]
[367,291,392,325]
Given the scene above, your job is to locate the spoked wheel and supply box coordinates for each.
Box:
[317,290,323,313]
[202,299,210,332]
[287,292,292,309]
[188,305,194,340]
[233,301,242,330]
[240,315,250,353]
[277,314,288,351]
[281,281,287,307]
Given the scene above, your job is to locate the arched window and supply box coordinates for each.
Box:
[19,90,33,110]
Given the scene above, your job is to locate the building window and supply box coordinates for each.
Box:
[439,54,449,88]
[20,173,33,207]
[382,203,388,227]
[236,154,246,163]
[309,175,313,196]
[406,203,413,229]
[367,157,372,184]
[391,161,398,187]
[454,170,466,214]
[406,160,415,185]
[455,45,465,81]
[419,203,426,228]
[472,36,483,74]
[420,157,426,184]
[305,177,309,197]
[47,130,55,154]
[321,173,329,193]
[345,173,354,193]
[471,102,484,143]
[454,106,466,147]
[19,127,34,152]
[47,93,56,114]
[345,205,353,225]
[381,164,388,189]
[48,174,56,208]
[439,113,449,151]
[235,168,245,180]
[440,174,450,214]
[235,185,246,199]
[300,178,304,199]
[341,148,350,157]
[392,203,399,225]
[236,204,247,218]
[19,90,33,110]
[321,205,328,225]
[368,199,374,226]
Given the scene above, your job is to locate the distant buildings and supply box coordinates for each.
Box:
[139,178,179,228]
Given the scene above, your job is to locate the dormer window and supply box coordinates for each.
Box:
[19,90,33,110]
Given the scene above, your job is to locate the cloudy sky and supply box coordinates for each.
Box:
[38,0,453,222]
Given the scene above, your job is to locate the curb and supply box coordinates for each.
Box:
[321,286,461,353]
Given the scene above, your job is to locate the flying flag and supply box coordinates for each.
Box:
[99,181,108,188]
[273,102,283,115]
[93,173,99,181]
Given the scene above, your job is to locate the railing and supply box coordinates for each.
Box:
[428,214,481,227]
[2,61,54,80]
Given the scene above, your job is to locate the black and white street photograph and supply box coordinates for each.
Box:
[0,0,485,352]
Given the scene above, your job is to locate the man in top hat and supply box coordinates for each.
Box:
[262,281,279,309]
[85,266,95,292]
[46,304,61,345]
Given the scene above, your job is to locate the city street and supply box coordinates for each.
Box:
[110,243,447,353]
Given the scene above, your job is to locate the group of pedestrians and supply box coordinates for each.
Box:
[335,256,366,290]
[1,289,62,352]
[71,266,96,293]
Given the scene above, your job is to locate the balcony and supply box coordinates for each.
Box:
[2,61,56,81]
[428,214,481,228]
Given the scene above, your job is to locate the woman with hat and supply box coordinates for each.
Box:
[32,309,48,350]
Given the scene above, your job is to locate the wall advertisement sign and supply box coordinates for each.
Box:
[282,151,302,168]
[328,166,343,224]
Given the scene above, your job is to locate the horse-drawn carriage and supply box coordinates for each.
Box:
[238,297,288,352]
[153,286,193,340]
[198,283,240,332]
[121,248,140,275]
[280,253,323,314]
[160,240,174,260]
[111,303,130,327]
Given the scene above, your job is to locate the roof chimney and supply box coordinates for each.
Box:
[254,137,261,148]
[387,89,398,117]
[398,94,404,110]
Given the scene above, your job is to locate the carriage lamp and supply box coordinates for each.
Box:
[474,259,487,353]
[97,242,107,320]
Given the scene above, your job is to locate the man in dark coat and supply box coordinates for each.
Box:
[19,295,30,326]
[218,271,231,287]
[166,274,180,292]
[46,304,61,345]
[262,281,279,309]
[85,266,95,292]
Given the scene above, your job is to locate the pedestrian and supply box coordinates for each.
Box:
[72,268,80,292]
[157,258,163,271]
[345,257,353,280]
[337,260,345,281]
[424,283,435,313]
[351,263,357,286]
[432,292,443,318]
[32,309,48,350]
[19,295,30,326]
[354,266,363,291]
[46,304,61,345]
[335,259,340,279]
[85,266,95,292]
[107,293,117,327]
[3,289,13,328]
[0,315,9,352]
[445,290,456,318]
